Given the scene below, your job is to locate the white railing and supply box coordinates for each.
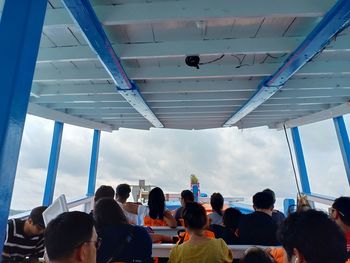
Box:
[9,196,94,220]
[304,193,335,206]
[152,244,281,258]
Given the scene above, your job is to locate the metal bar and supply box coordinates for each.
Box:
[223,0,350,127]
[42,122,64,206]
[0,0,48,255]
[61,0,163,128]
[291,127,311,194]
[86,130,101,196]
[333,116,350,186]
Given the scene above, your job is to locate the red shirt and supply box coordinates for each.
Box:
[346,231,350,253]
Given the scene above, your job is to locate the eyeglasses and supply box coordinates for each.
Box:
[77,237,102,250]
[329,207,345,217]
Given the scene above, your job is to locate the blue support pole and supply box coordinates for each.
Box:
[86,130,101,196]
[333,116,350,186]
[0,0,48,255]
[42,122,64,206]
[291,127,311,194]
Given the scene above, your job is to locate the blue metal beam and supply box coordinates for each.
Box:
[87,130,101,196]
[291,127,311,194]
[42,122,64,206]
[333,116,350,186]
[0,0,47,254]
[223,0,350,127]
[61,0,163,128]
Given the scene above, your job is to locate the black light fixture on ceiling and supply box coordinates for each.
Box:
[185,55,200,69]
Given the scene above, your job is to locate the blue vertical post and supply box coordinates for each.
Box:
[333,116,350,186]
[291,127,312,194]
[0,0,48,255]
[86,130,101,196]
[43,122,64,206]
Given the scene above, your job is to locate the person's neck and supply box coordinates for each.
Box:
[117,198,126,204]
[339,221,350,235]
[255,208,272,216]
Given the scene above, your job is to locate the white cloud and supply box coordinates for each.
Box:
[10,114,350,210]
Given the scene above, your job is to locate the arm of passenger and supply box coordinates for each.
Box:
[149,233,173,243]
[163,210,177,228]
[123,202,140,214]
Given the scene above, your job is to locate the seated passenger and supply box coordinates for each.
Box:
[209,207,241,244]
[124,187,176,227]
[2,206,47,263]
[330,197,350,260]
[263,188,286,225]
[278,209,348,263]
[238,191,279,245]
[208,192,224,225]
[174,190,194,226]
[94,198,152,263]
[240,247,274,263]
[92,185,114,208]
[168,202,233,263]
[45,211,97,263]
[115,183,137,224]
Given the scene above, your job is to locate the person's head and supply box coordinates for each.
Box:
[115,184,131,203]
[240,247,274,263]
[278,210,347,263]
[210,192,224,216]
[331,196,350,230]
[94,185,115,203]
[183,202,207,231]
[25,206,47,236]
[94,198,127,229]
[180,190,194,207]
[148,187,165,220]
[223,207,242,231]
[262,188,276,204]
[253,192,274,211]
[45,211,97,263]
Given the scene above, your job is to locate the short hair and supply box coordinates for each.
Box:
[253,192,274,209]
[183,202,207,230]
[278,210,347,263]
[240,247,274,263]
[223,207,242,230]
[94,185,115,203]
[116,184,131,200]
[332,196,350,226]
[181,190,194,203]
[210,192,224,216]
[29,206,47,228]
[94,198,127,228]
[262,188,276,203]
[148,187,165,220]
[45,211,94,261]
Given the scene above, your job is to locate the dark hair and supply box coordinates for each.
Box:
[332,196,350,226]
[210,192,224,216]
[94,185,115,203]
[183,202,207,230]
[148,187,166,220]
[181,190,194,203]
[253,192,274,209]
[262,188,276,204]
[116,184,131,200]
[45,211,94,261]
[240,247,274,263]
[223,207,242,230]
[278,210,347,263]
[29,206,47,228]
[94,198,127,229]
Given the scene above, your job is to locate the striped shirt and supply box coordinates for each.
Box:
[2,219,44,262]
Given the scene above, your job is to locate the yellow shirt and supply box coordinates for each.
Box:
[168,238,233,263]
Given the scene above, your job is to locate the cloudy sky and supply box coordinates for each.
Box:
[10,114,350,210]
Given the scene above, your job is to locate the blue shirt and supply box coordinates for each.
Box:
[96,224,152,263]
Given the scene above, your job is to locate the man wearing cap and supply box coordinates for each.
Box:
[331,196,350,257]
[2,205,47,262]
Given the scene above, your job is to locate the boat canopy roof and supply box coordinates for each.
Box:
[25,0,350,131]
